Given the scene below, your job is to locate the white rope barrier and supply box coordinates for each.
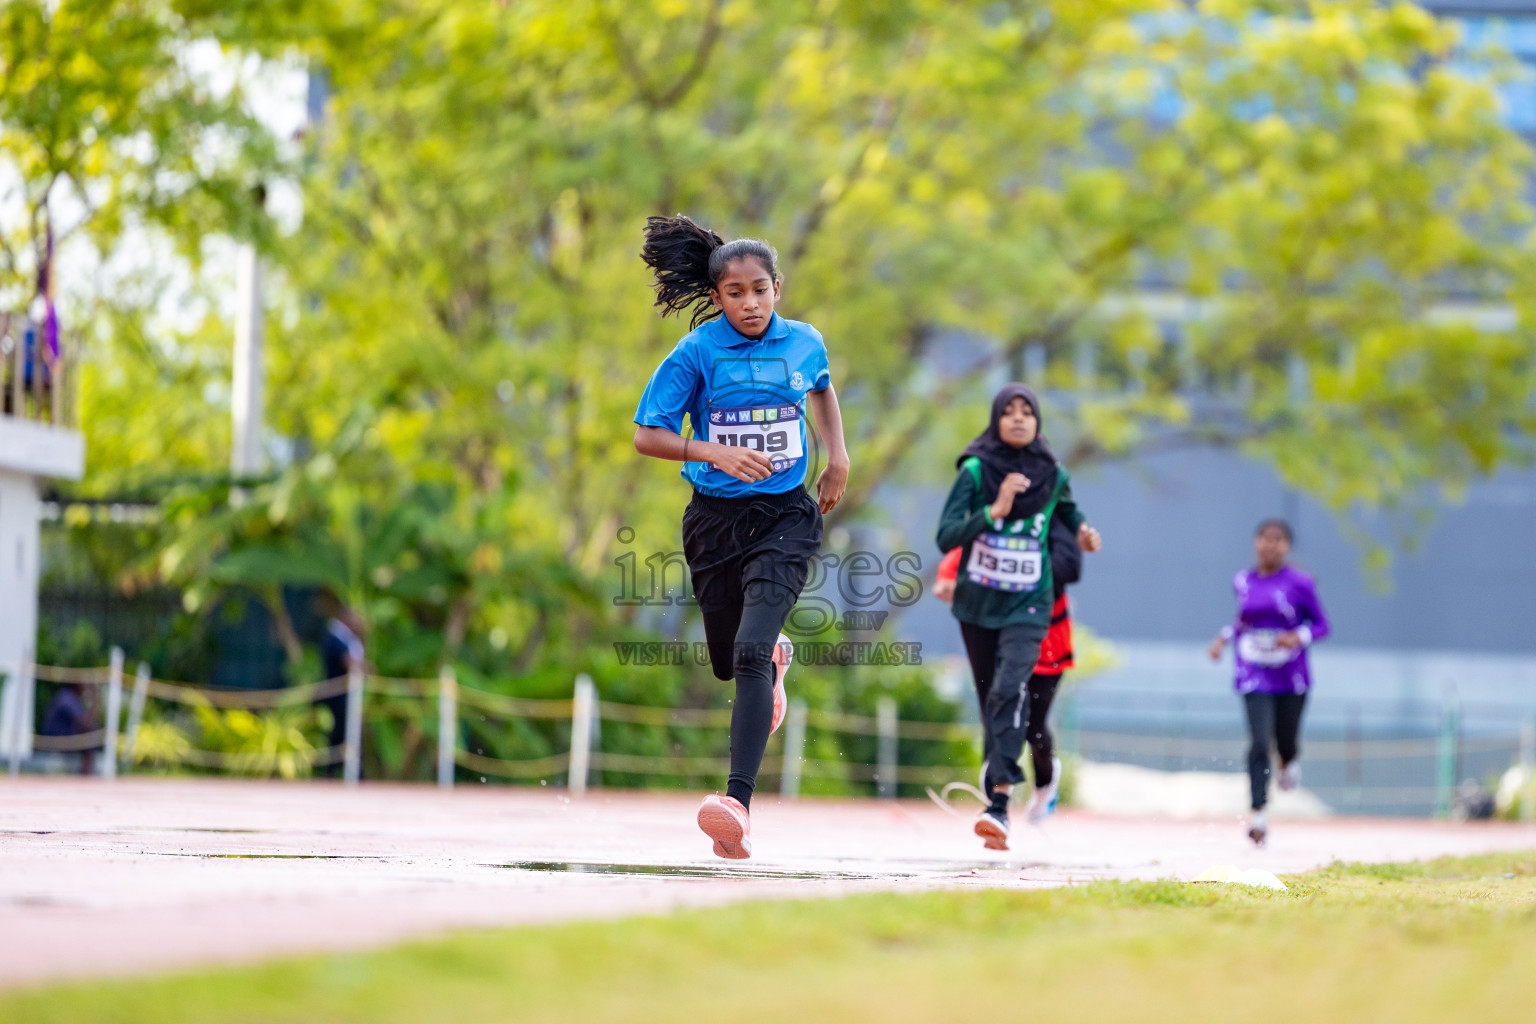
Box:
[592,751,740,776]
[142,675,353,708]
[162,743,346,771]
[33,730,106,752]
[22,663,1534,806]
[31,664,107,685]
[455,748,571,779]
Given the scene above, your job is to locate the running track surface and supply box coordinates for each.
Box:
[4,777,1535,989]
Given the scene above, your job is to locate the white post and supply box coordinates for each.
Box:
[122,661,149,771]
[1,428,82,773]
[569,673,596,798]
[3,649,38,777]
[780,698,807,798]
[876,695,899,800]
[102,648,124,780]
[231,243,265,478]
[437,665,456,789]
[343,666,365,786]
[1521,715,1536,826]
[2,662,21,776]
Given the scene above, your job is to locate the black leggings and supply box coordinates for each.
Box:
[702,579,797,810]
[959,620,1048,804]
[1244,692,1307,811]
[1024,672,1061,786]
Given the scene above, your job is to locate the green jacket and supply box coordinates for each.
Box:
[935,457,1087,630]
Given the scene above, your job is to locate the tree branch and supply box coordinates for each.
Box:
[596,0,723,111]
[829,307,1087,525]
[787,32,928,265]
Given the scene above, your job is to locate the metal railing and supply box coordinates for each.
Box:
[11,651,1536,819]
[12,654,930,795]
[0,314,73,428]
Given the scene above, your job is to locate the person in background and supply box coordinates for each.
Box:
[319,597,367,779]
[39,682,95,776]
[1208,518,1331,846]
[934,383,1101,851]
[934,513,1083,826]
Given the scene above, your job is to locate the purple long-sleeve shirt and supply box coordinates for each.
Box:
[1224,565,1331,695]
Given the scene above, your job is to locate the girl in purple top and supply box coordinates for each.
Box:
[1208,519,1331,846]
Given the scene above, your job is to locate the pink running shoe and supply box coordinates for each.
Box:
[769,633,793,735]
[698,794,752,859]
[974,808,1010,851]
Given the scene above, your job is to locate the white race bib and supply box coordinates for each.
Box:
[707,402,804,473]
[966,533,1043,592]
[1237,629,1296,667]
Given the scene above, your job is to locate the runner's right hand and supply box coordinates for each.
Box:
[989,472,1030,520]
[711,445,776,483]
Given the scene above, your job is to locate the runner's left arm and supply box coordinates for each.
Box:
[807,384,849,514]
[1294,574,1331,646]
[1055,476,1102,553]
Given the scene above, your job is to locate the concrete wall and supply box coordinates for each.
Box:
[0,418,84,761]
[882,447,1536,661]
[0,471,40,760]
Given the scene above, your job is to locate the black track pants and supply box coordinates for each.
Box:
[1243,691,1307,810]
[960,620,1048,802]
[1025,672,1061,786]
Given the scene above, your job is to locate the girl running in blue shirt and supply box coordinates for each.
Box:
[633,215,850,859]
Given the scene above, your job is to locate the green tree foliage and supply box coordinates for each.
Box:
[54,2,1536,706]
[0,2,278,442]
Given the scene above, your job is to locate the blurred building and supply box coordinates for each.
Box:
[880,2,1536,815]
[1432,3,1536,139]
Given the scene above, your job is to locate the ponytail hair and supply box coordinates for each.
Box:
[641,214,781,329]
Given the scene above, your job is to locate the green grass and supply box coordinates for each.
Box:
[8,852,1536,1024]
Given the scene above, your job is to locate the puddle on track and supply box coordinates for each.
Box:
[499,860,901,881]
[138,852,388,861]
[1,827,273,837]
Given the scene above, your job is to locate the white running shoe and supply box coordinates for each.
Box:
[769,634,793,735]
[1026,757,1063,825]
[975,808,1010,851]
[1248,810,1268,847]
[698,794,752,860]
[1279,761,1301,791]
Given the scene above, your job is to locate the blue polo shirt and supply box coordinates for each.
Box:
[634,312,831,497]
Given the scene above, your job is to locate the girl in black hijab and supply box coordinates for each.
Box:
[935,383,1102,851]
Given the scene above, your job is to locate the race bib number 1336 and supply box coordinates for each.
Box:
[967,533,1043,592]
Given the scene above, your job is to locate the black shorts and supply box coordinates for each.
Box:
[681,487,824,613]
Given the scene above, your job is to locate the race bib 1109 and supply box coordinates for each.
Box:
[707,403,805,473]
